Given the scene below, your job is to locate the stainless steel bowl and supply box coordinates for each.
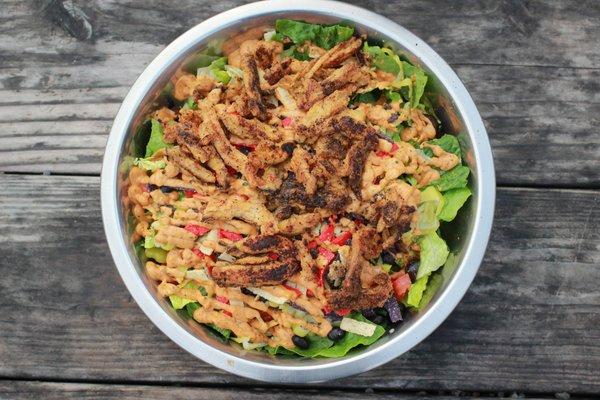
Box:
[101,0,495,383]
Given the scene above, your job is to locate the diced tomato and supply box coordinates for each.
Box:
[282,117,293,127]
[375,150,391,157]
[216,295,230,305]
[185,224,211,236]
[390,142,399,153]
[331,231,352,246]
[307,240,318,249]
[319,224,335,242]
[268,252,279,260]
[223,310,233,317]
[226,166,238,176]
[306,289,315,297]
[219,229,244,241]
[318,247,336,264]
[322,305,332,314]
[282,283,302,297]
[234,143,256,153]
[335,308,351,316]
[392,273,412,300]
[259,310,273,322]
[192,248,205,258]
[184,189,196,198]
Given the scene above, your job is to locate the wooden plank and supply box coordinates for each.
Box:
[0,174,598,392]
[0,1,599,185]
[0,380,566,400]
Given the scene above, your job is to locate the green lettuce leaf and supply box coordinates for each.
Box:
[169,295,194,310]
[145,119,170,157]
[275,19,353,50]
[197,56,231,84]
[430,165,470,192]
[207,323,232,340]
[315,313,385,357]
[281,45,311,60]
[438,187,472,222]
[133,157,166,171]
[363,43,400,75]
[401,61,427,107]
[417,231,449,279]
[417,273,444,309]
[428,134,461,158]
[406,274,429,308]
[351,89,381,104]
[184,302,200,318]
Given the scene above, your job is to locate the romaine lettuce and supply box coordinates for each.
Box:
[428,134,461,158]
[145,119,170,157]
[402,61,428,107]
[417,273,443,309]
[417,231,449,279]
[169,295,194,310]
[275,19,353,50]
[406,274,429,308]
[429,165,470,192]
[133,157,166,171]
[438,187,472,222]
[363,43,401,75]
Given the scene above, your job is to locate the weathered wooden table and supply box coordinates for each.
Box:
[1,1,599,398]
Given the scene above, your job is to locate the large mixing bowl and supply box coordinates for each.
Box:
[101,0,495,383]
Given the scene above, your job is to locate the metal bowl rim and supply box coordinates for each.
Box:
[101,0,495,383]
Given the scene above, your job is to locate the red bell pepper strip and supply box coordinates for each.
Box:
[282,283,302,297]
[335,308,351,316]
[219,229,243,242]
[375,150,391,157]
[392,273,412,300]
[322,305,332,314]
[307,240,318,249]
[268,252,279,260]
[319,224,335,242]
[216,295,230,305]
[318,247,336,264]
[185,224,211,236]
[306,288,315,297]
[331,231,352,245]
[317,267,327,287]
[223,310,233,317]
[184,189,196,198]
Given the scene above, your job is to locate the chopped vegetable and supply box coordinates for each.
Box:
[331,231,352,245]
[219,229,244,241]
[247,287,287,305]
[184,224,211,236]
[318,247,336,264]
[392,273,411,300]
[427,134,462,158]
[340,316,377,337]
[319,224,335,242]
[145,247,167,263]
[145,119,170,157]
[133,157,166,171]
[438,187,472,222]
[406,275,429,308]
[169,295,194,310]
[275,19,354,50]
[417,231,449,279]
[429,165,470,192]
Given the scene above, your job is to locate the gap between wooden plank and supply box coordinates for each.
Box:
[0,377,592,400]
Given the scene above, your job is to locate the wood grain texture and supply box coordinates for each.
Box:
[0,174,598,393]
[0,380,567,400]
[0,0,599,185]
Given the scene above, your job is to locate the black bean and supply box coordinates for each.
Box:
[381,251,397,266]
[281,142,296,156]
[327,327,346,341]
[309,248,319,259]
[146,184,158,191]
[238,146,251,156]
[407,262,420,282]
[388,113,399,123]
[292,335,309,349]
[240,287,254,296]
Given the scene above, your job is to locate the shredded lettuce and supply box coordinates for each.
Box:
[363,43,401,74]
[427,134,461,158]
[430,165,470,192]
[275,19,354,50]
[351,89,381,104]
[438,187,472,222]
[416,200,439,235]
[133,157,165,171]
[281,45,311,61]
[417,273,443,309]
[145,119,170,157]
[406,274,429,308]
[401,61,428,107]
[197,56,231,84]
[144,247,167,263]
[184,302,200,318]
[207,323,232,340]
[417,231,449,279]
[169,295,194,310]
